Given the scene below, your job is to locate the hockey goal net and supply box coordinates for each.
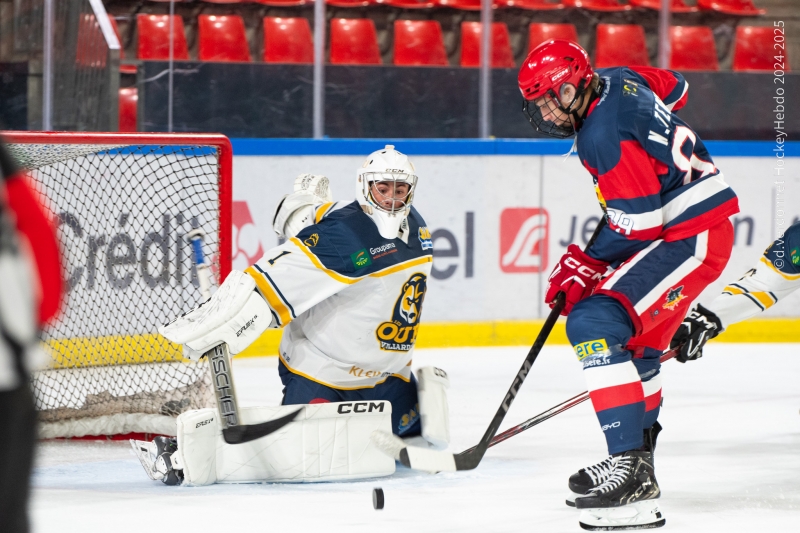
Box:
[4,132,232,439]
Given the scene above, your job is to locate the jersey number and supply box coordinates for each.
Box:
[671,126,716,185]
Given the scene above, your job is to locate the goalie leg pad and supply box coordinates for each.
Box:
[417,366,451,450]
[176,402,395,485]
[158,270,273,357]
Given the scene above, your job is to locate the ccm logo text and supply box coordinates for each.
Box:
[337,402,386,414]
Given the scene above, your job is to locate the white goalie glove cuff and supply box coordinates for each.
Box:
[417,366,451,450]
[159,270,274,358]
[273,174,333,239]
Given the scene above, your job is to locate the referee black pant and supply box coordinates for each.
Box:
[0,384,36,533]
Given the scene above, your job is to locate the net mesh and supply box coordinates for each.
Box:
[9,139,225,437]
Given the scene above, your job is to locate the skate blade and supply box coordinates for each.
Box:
[579,500,665,531]
[130,439,163,481]
[566,491,584,508]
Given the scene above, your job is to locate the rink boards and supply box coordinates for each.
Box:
[226,139,800,355]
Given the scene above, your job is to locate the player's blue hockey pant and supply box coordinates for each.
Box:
[278,360,422,437]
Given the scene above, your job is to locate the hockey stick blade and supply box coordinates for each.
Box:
[222,408,302,444]
[457,346,681,455]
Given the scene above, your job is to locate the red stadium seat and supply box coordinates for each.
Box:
[460,22,515,68]
[375,0,435,7]
[499,0,564,9]
[252,0,311,5]
[436,0,497,10]
[628,0,697,12]
[330,18,381,65]
[263,17,313,64]
[733,26,788,72]
[393,20,448,66]
[198,15,251,63]
[595,24,649,68]
[137,15,190,61]
[76,14,109,68]
[697,0,765,16]
[670,26,718,71]
[528,23,578,53]
[200,0,245,4]
[119,87,137,132]
[327,0,372,6]
[562,0,630,11]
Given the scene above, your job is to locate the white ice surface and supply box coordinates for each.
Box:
[32,344,799,532]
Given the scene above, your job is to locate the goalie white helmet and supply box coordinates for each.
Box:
[356,145,418,240]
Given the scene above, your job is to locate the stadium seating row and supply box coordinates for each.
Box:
[117,14,785,71]
[137,0,766,16]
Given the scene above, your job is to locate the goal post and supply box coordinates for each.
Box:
[4,131,232,439]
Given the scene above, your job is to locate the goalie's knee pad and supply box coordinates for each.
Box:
[174,401,395,485]
[417,366,450,450]
[158,270,273,357]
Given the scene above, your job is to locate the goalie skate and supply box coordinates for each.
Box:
[130,437,184,485]
[131,439,163,481]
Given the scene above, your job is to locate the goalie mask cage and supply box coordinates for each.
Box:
[4,132,232,439]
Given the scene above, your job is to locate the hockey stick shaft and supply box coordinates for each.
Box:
[459,347,680,455]
[451,216,608,471]
[186,228,212,300]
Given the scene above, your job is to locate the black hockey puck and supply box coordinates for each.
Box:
[372,487,385,510]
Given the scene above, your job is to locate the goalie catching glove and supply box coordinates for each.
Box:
[272,173,333,239]
[545,244,610,316]
[669,303,722,363]
[159,270,273,359]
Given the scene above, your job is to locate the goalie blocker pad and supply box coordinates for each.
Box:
[159,270,273,358]
[175,401,395,485]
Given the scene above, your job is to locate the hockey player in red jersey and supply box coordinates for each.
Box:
[518,40,739,530]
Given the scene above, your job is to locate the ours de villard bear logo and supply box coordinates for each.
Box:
[375,273,427,351]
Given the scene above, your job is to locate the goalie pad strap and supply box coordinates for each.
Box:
[176,402,395,485]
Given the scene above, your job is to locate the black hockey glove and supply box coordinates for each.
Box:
[669,304,723,363]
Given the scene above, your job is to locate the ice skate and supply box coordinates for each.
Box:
[566,423,661,507]
[130,436,184,485]
[575,450,664,530]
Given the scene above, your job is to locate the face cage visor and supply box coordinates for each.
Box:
[362,172,418,216]
[522,87,582,139]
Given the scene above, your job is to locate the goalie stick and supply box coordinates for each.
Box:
[458,346,681,455]
[187,233,300,445]
[372,217,608,472]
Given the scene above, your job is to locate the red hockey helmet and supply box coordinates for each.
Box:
[518,40,594,138]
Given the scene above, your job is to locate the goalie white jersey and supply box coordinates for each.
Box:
[246,200,433,389]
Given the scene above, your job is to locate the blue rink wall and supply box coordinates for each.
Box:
[228,139,800,356]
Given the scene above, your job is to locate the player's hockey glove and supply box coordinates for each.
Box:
[545,244,609,316]
[669,303,723,363]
